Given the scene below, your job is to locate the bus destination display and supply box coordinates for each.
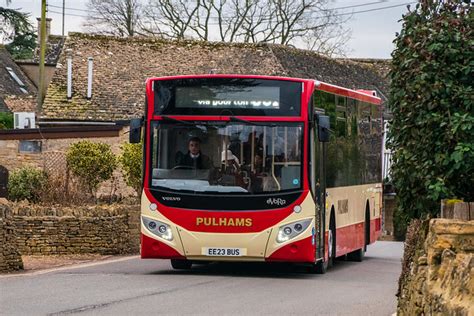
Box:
[175,86,280,109]
[153,78,301,116]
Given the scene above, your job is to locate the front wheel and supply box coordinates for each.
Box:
[171,259,192,270]
[308,221,335,274]
[308,259,328,274]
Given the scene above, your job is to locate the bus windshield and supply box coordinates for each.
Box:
[150,121,303,194]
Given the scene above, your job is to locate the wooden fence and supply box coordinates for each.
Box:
[440,200,474,220]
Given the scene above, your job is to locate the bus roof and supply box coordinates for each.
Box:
[146,74,382,105]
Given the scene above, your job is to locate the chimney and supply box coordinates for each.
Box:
[37,17,52,43]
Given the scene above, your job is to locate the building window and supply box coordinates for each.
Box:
[5,66,27,94]
[19,140,42,153]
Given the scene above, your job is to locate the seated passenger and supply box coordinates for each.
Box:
[218,150,245,188]
[176,137,213,169]
[250,153,279,192]
[221,149,240,174]
[250,153,265,192]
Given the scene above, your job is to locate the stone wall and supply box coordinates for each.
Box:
[0,204,23,272]
[397,218,474,315]
[5,202,140,256]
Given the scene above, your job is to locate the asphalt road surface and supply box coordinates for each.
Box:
[1,241,403,316]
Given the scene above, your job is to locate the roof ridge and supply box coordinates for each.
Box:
[67,32,272,49]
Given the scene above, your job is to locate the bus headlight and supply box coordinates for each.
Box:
[276,219,312,243]
[142,216,173,241]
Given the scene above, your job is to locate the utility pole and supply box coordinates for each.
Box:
[62,0,65,37]
[37,0,47,113]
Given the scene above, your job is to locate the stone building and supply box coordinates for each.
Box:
[0,32,391,198]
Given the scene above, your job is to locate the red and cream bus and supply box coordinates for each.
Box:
[130,74,383,273]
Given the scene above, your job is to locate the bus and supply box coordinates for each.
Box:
[130,74,383,273]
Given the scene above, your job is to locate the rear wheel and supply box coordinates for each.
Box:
[327,211,336,268]
[364,203,371,251]
[171,259,192,270]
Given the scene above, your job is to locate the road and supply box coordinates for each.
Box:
[1,241,403,316]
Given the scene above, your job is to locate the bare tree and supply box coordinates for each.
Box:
[143,0,351,56]
[303,21,352,57]
[84,0,143,37]
[141,0,201,39]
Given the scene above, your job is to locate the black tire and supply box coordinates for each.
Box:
[364,203,370,252]
[308,259,327,274]
[346,248,364,262]
[171,259,192,270]
[328,210,336,268]
[308,209,335,274]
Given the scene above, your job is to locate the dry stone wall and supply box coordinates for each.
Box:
[4,203,140,256]
[397,218,474,315]
[0,204,23,272]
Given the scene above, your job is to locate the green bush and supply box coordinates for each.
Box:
[119,142,142,196]
[0,112,14,129]
[8,167,47,202]
[66,141,117,196]
[389,1,473,237]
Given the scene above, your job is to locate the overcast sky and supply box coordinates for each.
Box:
[6,0,414,59]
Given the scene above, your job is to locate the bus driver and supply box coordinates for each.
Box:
[176,137,213,169]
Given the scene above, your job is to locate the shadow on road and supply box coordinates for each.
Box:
[146,256,373,279]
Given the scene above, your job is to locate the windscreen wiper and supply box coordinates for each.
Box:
[229,116,276,127]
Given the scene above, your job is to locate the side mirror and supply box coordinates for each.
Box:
[317,115,330,143]
[129,118,143,143]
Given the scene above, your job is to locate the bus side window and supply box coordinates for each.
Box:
[335,95,347,138]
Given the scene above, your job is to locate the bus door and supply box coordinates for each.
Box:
[312,111,329,261]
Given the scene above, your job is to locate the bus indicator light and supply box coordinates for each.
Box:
[149,203,157,211]
[293,205,302,213]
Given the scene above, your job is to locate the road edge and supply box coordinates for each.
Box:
[0,255,139,279]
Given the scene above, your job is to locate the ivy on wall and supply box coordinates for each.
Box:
[388,0,473,239]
